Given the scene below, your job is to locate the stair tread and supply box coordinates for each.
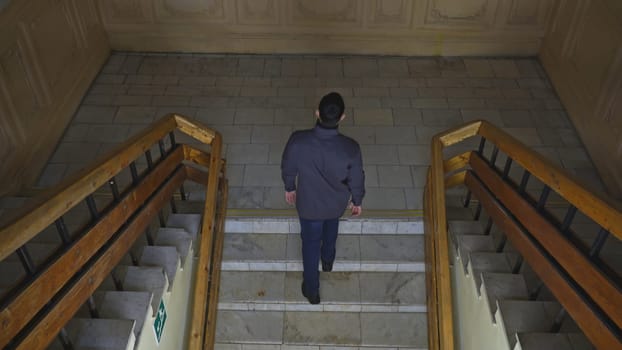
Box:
[93,291,153,338]
[215,310,428,348]
[448,220,485,235]
[65,318,135,350]
[469,252,512,273]
[515,332,591,350]
[121,266,168,317]
[225,218,424,235]
[166,213,201,236]
[498,300,561,336]
[223,233,424,264]
[154,227,193,264]
[139,246,180,289]
[480,272,529,312]
[218,271,426,306]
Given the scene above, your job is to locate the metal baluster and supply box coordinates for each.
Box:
[463,191,472,208]
[496,235,507,253]
[519,170,530,193]
[589,228,610,258]
[473,203,482,220]
[111,269,124,291]
[561,205,577,235]
[483,218,493,235]
[58,328,75,350]
[511,255,523,274]
[109,178,120,202]
[16,246,36,276]
[86,297,100,318]
[529,282,544,300]
[158,211,166,227]
[169,131,176,150]
[55,217,72,244]
[502,158,513,179]
[489,146,499,168]
[158,139,166,158]
[129,162,139,185]
[145,227,155,246]
[86,195,99,221]
[550,308,567,333]
[179,184,187,201]
[145,150,154,170]
[537,185,551,211]
[477,137,486,155]
[170,198,178,214]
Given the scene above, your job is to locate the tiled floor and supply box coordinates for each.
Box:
[38,53,605,210]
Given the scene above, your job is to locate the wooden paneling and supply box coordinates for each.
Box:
[540,0,622,198]
[98,0,552,56]
[0,0,110,196]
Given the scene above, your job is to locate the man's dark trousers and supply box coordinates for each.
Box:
[299,217,339,296]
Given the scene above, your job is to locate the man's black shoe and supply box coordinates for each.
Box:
[301,282,320,304]
[321,260,333,272]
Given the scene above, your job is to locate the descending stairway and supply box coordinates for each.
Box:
[0,196,202,350]
[214,217,429,349]
[445,198,596,350]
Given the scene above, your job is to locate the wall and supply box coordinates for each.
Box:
[98,0,552,56]
[0,0,109,196]
[540,0,622,198]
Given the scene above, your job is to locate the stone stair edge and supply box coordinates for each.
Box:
[218,301,428,313]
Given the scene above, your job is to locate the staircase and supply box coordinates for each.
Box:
[0,205,202,350]
[214,217,429,349]
[446,196,596,350]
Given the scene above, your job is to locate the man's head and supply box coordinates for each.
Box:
[317,92,345,127]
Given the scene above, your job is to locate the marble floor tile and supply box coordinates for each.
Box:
[359,236,424,262]
[216,310,283,343]
[223,233,287,260]
[358,272,426,305]
[284,271,361,303]
[219,271,285,302]
[283,312,361,345]
[286,235,361,261]
[360,313,427,348]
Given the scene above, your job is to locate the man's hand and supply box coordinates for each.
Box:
[351,205,362,217]
[285,191,296,205]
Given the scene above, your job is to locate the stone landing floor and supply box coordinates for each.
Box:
[37,53,606,210]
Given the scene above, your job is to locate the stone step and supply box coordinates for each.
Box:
[59,318,136,350]
[448,220,485,235]
[497,300,561,345]
[215,345,426,350]
[469,252,513,273]
[480,272,529,313]
[166,213,201,236]
[219,271,426,308]
[139,245,180,290]
[215,310,428,348]
[154,227,193,264]
[514,332,595,350]
[224,218,423,235]
[92,291,153,338]
[223,233,424,266]
[118,266,168,318]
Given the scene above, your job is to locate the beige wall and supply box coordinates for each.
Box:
[98,0,552,56]
[540,0,622,198]
[0,0,109,196]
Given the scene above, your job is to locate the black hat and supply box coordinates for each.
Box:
[318,92,345,127]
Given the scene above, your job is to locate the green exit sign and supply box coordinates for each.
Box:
[153,299,167,344]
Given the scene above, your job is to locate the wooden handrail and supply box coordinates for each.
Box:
[425,119,622,350]
[0,114,226,350]
[464,171,621,350]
